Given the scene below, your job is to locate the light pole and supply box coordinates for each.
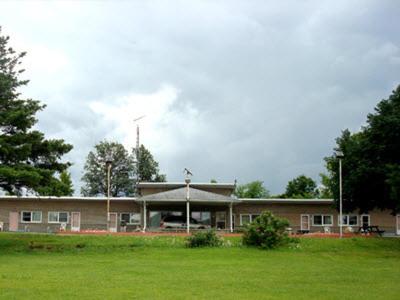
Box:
[336,150,344,238]
[106,156,112,231]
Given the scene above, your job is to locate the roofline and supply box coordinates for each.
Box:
[239,198,334,204]
[137,182,236,189]
[0,196,137,201]
[0,196,333,204]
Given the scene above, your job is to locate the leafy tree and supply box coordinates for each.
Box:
[81,142,166,196]
[81,141,135,197]
[325,86,400,213]
[0,27,73,195]
[134,144,166,182]
[318,173,333,199]
[284,175,318,198]
[210,179,217,183]
[234,181,270,198]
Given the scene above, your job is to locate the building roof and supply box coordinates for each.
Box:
[0,195,136,202]
[240,198,333,204]
[137,182,236,190]
[140,187,238,203]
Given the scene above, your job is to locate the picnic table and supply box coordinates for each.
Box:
[358,225,385,236]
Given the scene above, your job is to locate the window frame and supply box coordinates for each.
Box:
[240,214,251,226]
[120,212,141,225]
[360,214,370,227]
[240,214,260,226]
[312,214,333,226]
[48,211,69,224]
[21,211,42,223]
[338,214,359,226]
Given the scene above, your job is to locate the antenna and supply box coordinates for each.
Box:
[133,115,145,190]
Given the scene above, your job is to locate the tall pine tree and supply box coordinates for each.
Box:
[0,27,73,195]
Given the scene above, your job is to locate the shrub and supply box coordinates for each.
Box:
[186,230,222,248]
[242,211,290,249]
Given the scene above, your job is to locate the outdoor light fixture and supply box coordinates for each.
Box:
[335,150,344,238]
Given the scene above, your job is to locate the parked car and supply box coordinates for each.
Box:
[160,216,210,229]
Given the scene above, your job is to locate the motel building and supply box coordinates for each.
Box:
[0,181,400,235]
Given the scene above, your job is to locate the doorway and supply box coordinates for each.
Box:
[108,213,118,232]
[9,212,19,232]
[301,214,310,231]
[71,212,80,232]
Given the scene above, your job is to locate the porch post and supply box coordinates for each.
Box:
[229,202,233,233]
[143,201,147,232]
[186,200,190,234]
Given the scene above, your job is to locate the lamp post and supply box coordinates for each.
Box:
[106,156,112,230]
[336,150,344,238]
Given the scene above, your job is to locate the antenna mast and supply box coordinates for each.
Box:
[133,115,145,193]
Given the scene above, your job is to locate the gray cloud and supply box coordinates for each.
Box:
[1,0,399,194]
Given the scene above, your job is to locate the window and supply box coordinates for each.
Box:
[240,214,251,225]
[240,214,260,226]
[48,212,69,223]
[361,215,370,227]
[312,214,333,226]
[120,213,140,225]
[21,211,42,223]
[338,215,358,226]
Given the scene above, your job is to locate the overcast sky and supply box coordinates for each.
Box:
[1,1,399,195]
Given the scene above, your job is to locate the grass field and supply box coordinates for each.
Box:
[0,233,399,299]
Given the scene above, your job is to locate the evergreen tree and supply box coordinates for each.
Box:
[0,27,73,195]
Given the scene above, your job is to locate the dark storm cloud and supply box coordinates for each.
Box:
[0,0,399,194]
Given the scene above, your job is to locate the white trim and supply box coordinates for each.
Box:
[120,212,141,225]
[20,211,42,223]
[396,215,400,235]
[312,214,333,226]
[338,215,359,226]
[300,214,310,231]
[48,211,69,224]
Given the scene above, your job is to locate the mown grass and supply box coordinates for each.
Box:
[0,233,399,299]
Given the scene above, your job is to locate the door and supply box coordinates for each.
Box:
[301,214,310,231]
[9,212,19,232]
[108,213,118,232]
[397,215,400,235]
[71,212,81,232]
[216,211,226,229]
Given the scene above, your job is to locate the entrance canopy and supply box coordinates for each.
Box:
[139,186,238,204]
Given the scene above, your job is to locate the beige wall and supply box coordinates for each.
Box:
[233,203,398,233]
[0,199,398,234]
[0,200,141,233]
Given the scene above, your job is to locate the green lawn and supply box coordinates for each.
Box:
[0,233,399,299]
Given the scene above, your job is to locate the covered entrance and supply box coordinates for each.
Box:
[139,185,238,232]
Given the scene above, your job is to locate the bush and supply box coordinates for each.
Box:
[186,230,222,248]
[242,211,290,249]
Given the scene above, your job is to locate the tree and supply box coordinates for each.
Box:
[318,173,333,199]
[210,179,217,183]
[0,27,73,195]
[284,175,318,198]
[81,142,166,197]
[134,144,166,182]
[234,181,270,198]
[325,85,400,213]
[81,141,135,197]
